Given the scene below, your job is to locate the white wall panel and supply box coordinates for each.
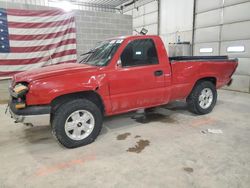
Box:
[124,10,132,15]
[196,0,223,13]
[221,21,250,41]
[146,24,158,34]
[144,11,158,25]
[195,9,222,28]
[224,75,250,92]
[223,2,250,24]
[160,0,193,34]
[132,6,144,18]
[144,0,158,14]
[133,16,144,28]
[224,0,249,6]
[194,26,220,43]
[124,0,158,36]
[236,58,250,75]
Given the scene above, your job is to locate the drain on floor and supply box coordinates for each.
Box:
[116,132,131,140]
[127,139,150,153]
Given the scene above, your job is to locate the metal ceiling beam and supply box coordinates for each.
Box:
[49,0,130,9]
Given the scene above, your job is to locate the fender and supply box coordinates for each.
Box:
[25,71,110,106]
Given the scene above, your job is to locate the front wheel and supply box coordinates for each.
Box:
[52,99,103,148]
[187,81,217,115]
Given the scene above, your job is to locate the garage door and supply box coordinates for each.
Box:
[193,0,250,92]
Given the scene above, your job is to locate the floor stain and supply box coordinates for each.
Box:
[127,139,150,153]
[183,167,194,173]
[134,135,141,138]
[31,137,50,143]
[133,113,177,124]
[117,133,131,140]
[191,117,216,127]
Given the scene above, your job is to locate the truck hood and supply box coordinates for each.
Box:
[13,63,99,83]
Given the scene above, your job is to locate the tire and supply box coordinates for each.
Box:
[186,81,217,115]
[52,99,103,148]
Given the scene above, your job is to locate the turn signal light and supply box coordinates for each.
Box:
[15,103,26,109]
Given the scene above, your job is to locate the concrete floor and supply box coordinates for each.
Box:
[0,90,249,188]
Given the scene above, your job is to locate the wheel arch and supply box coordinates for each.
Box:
[50,90,105,115]
[194,76,217,88]
[188,76,217,97]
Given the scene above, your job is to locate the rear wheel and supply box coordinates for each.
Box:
[52,99,102,148]
[187,81,217,115]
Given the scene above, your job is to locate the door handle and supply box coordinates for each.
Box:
[154,70,163,76]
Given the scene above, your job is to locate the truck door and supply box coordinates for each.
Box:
[108,38,168,113]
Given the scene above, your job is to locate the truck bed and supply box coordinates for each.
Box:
[169,55,238,101]
[169,56,230,62]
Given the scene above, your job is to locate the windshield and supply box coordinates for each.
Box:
[79,39,123,66]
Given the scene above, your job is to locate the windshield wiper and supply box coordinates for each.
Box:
[80,49,95,56]
[78,49,96,64]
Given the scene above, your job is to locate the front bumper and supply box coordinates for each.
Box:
[8,101,51,126]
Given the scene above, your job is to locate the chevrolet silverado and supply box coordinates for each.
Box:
[8,35,238,148]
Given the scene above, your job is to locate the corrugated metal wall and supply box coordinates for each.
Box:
[194,0,250,92]
[123,0,158,35]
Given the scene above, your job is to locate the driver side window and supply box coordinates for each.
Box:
[120,39,158,67]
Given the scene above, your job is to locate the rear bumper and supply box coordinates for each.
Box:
[8,101,51,126]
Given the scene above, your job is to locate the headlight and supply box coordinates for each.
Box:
[13,83,29,98]
[11,83,29,109]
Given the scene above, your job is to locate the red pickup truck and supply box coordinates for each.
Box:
[8,35,237,148]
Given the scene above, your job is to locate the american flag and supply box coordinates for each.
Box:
[0,8,77,78]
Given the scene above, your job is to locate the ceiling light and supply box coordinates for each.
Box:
[49,1,77,12]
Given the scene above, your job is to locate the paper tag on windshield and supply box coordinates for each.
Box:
[116,40,123,43]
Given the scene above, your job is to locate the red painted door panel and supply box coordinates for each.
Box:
[107,37,172,113]
[108,64,166,112]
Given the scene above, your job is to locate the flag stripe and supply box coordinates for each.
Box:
[7,13,74,23]
[10,32,76,47]
[9,28,76,41]
[0,56,77,72]
[0,49,77,65]
[8,17,74,28]
[7,9,65,17]
[10,38,76,53]
[0,44,76,59]
[8,22,75,35]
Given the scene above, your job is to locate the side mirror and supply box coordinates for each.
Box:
[117,58,122,67]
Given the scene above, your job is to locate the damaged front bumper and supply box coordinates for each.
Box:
[8,101,51,126]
